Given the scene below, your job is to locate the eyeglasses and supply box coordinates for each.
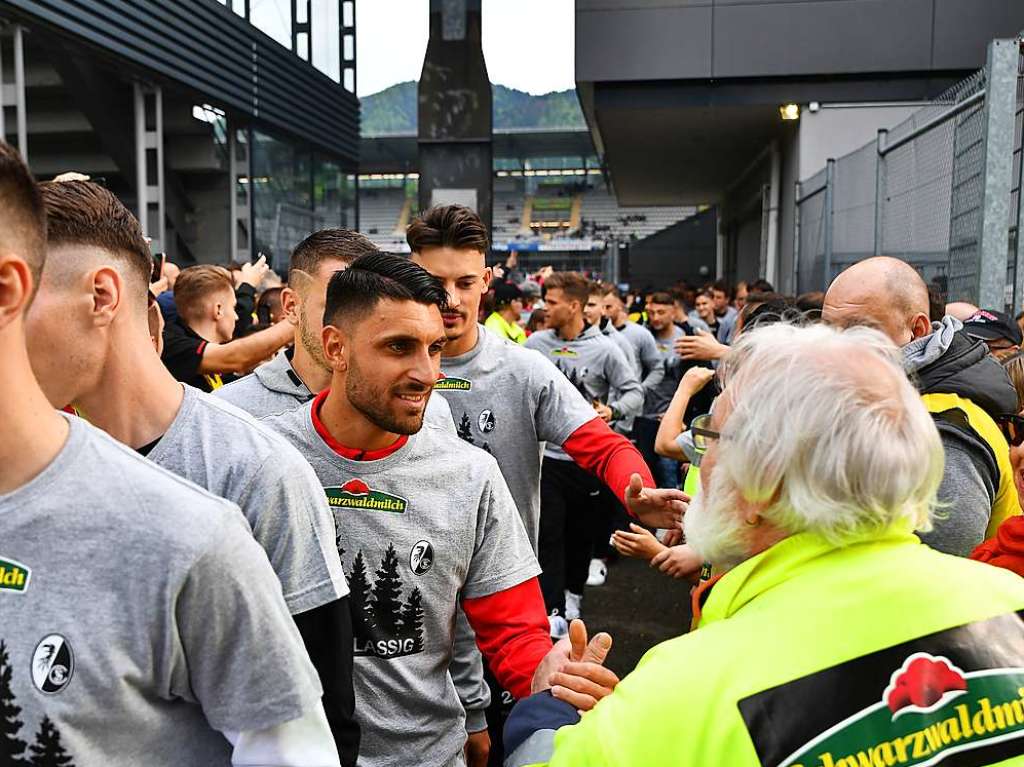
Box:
[691,413,720,454]
[998,415,1024,447]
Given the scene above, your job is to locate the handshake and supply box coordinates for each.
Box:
[533,619,619,711]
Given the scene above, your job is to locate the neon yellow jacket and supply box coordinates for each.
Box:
[507,527,1024,766]
[485,312,526,345]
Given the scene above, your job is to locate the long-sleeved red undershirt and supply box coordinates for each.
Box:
[311,389,409,460]
[561,416,655,514]
[462,578,552,700]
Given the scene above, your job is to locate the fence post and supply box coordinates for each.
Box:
[1013,39,1024,315]
[824,159,835,287]
[976,39,1018,309]
[873,128,887,256]
[793,181,802,293]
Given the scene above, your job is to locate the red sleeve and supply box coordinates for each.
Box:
[561,417,655,513]
[462,578,551,699]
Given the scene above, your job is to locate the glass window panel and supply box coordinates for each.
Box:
[342,0,354,28]
[251,131,318,271]
[250,0,292,50]
[233,0,247,17]
[297,32,309,61]
[312,0,341,82]
[344,67,355,93]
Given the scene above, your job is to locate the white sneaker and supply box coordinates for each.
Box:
[564,590,582,621]
[586,558,608,587]
[548,613,569,640]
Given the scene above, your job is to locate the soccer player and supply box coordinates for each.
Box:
[216,229,455,432]
[24,180,359,765]
[0,142,339,765]
[524,271,643,619]
[601,283,664,396]
[408,205,687,764]
[265,252,616,767]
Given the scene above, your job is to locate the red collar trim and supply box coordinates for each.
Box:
[310,389,408,461]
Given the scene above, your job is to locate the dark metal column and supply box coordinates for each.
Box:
[417,0,492,235]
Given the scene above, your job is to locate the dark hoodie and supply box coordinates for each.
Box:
[903,317,1019,556]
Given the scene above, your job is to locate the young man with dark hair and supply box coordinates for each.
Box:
[600,283,664,399]
[265,252,617,767]
[634,291,713,489]
[24,179,359,765]
[161,262,292,392]
[409,205,686,765]
[525,271,643,621]
[215,228,454,431]
[484,281,526,344]
[0,144,340,765]
[710,278,737,343]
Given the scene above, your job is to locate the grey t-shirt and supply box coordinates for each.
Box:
[215,349,456,433]
[0,416,323,766]
[148,384,348,613]
[438,325,597,549]
[265,403,539,767]
[525,324,643,462]
[643,324,688,417]
[615,321,665,396]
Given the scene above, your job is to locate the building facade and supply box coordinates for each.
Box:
[0,0,359,271]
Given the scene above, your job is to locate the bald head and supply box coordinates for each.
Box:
[822,257,931,346]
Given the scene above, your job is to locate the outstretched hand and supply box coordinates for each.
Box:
[532,620,619,712]
[624,473,689,530]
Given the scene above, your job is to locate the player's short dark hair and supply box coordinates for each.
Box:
[39,180,152,292]
[290,228,378,278]
[324,251,449,327]
[0,141,47,290]
[648,291,674,306]
[406,204,490,254]
[711,279,732,299]
[542,271,591,307]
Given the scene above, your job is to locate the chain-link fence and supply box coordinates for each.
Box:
[796,38,1024,311]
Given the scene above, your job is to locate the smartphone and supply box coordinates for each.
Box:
[151,252,166,283]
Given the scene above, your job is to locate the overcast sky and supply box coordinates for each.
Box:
[356,0,575,98]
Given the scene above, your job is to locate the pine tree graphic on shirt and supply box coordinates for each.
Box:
[0,640,28,766]
[555,360,593,401]
[456,412,492,453]
[344,545,426,659]
[28,717,75,767]
[457,413,475,444]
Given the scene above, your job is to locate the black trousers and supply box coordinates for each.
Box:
[539,457,601,615]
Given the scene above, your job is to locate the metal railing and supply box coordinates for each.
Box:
[796,37,1024,310]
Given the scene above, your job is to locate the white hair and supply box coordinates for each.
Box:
[715,322,944,544]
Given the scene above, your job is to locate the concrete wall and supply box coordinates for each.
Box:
[796,104,921,182]
[577,0,1024,84]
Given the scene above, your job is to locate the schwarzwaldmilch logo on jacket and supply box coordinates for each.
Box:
[326,480,408,513]
[434,374,472,391]
[740,612,1024,767]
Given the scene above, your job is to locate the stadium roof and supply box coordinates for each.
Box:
[360,127,596,174]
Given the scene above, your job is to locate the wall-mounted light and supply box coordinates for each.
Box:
[779,103,800,121]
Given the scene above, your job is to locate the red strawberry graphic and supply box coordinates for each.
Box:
[886,655,966,714]
[341,479,371,496]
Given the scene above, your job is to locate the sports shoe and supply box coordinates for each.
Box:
[586,558,608,587]
[564,590,583,621]
[548,613,569,640]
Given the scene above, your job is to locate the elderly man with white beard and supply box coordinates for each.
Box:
[500,322,1024,767]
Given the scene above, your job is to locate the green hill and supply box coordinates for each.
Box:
[360,82,585,136]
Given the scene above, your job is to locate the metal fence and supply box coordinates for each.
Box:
[796,37,1024,311]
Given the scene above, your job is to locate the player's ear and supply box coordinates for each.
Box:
[90,266,125,328]
[482,266,492,292]
[280,285,301,327]
[322,322,348,372]
[0,254,34,331]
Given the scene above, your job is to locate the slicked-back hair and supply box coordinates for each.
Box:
[406,204,490,254]
[39,180,152,293]
[542,271,591,308]
[290,228,379,278]
[0,141,46,288]
[324,251,449,328]
[174,265,234,323]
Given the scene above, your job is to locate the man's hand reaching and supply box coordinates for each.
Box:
[624,473,689,530]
